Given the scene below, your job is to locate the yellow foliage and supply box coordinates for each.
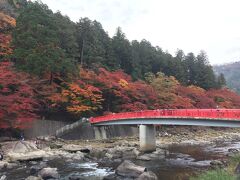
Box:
[0,13,16,31]
[118,79,128,88]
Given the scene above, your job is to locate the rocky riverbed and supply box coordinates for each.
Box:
[1,126,240,180]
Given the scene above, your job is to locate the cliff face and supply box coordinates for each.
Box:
[214,62,240,93]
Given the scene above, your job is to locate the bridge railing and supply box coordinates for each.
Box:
[90,109,240,124]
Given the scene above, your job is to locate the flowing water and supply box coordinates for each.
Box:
[2,140,240,180]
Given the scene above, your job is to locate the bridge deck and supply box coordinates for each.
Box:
[90,109,240,127]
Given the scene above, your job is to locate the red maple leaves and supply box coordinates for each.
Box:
[0,62,38,128]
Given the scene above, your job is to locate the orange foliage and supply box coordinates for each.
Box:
[49,80,103,116]
[0,12,16,58]
[0,13,16,31]
[0,34,13,56]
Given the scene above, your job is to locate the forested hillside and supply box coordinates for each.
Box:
[1,0,240,129]
[214,62,240,93]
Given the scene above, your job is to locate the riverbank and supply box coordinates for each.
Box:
[1,126,240,179]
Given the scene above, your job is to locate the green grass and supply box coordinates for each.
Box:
[190,169,236,180]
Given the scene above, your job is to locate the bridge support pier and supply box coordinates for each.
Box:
[94,126,107,140]
[139,125,156,152]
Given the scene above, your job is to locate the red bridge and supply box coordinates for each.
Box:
[90,109,240,127]
[90,109,240,152]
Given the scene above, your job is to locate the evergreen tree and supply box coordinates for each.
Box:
[12,1,76,83]
[216,73,226,88]
[112,27,133,73]
[195,51,216,89]
[76,18,116,69]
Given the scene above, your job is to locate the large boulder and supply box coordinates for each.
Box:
[116,160,147,178]
[38,167,59,179]
[137,171,158,180]
[8,141,38,153]
[7,150,46,162]
[4,141,46,162]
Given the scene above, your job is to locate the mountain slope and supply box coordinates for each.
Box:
[214,62,240,93]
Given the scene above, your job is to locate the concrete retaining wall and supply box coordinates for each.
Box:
[24,120,69,138]
[24,119,138,140]
[58,121,138,140]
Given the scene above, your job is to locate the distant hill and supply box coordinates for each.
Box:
[214,62,240,93]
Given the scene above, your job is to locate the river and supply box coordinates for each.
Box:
[2,139,240,180]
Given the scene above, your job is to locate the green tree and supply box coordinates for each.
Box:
[112,27,133,73]
[12,1,76,83]
[216,73,226,89]
[76,18,116,69]
[195,51,216,89]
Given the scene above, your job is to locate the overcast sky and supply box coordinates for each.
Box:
[40,0,240,65]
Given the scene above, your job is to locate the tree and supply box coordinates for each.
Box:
[195,51,216,89]
[76,18,116,69]
[216,73,226,89]
[0,12,16,60]
[49,80,103,117]
[0,62,38,128]
[112,27,133,73]
[12,1,76,83]
[145,72,180,108]
[177,85,216,108]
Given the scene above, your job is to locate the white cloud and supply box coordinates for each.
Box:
[40,0,240,64]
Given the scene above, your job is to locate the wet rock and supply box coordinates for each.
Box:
[89,148,106,159]
[29,161,38,165]
[0,175,6,180]
[62,144,91,153]
[25,176,43,180]
[228,148,239,153]
[6,162,18,169]
[30,162,47,175]
[137,171,158,180]
[210,160,224,167]
[116,160,147,178]
[0,161,8,169]
[38,167,59,179]
[133,148,140,156]
[37,136,56,142]
[136,155,151,161]
[122,150,138,159]
[49,143,63,149]
[106,146,136,160]
[62,151,85,160]
[103,174,122,180]
[0,161,18,169]
[113,159,122,163]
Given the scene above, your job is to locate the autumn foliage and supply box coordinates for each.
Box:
[0,62,38,128]
[0,12,16,58]
[2,0,240,131]
[49,80,103,116]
